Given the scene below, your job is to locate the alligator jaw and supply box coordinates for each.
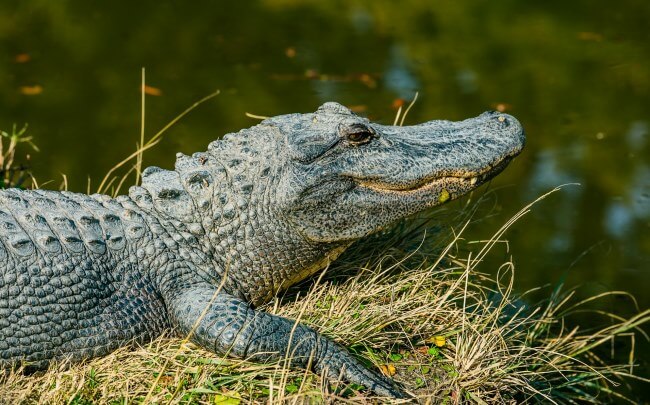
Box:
[354,156,514,196]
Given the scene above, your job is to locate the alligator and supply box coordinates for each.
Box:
[0,102,524,398]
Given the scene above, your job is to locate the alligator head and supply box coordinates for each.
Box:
[134,101,524,302]
[269,102,525,242]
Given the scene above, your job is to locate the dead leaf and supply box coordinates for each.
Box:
[285,47,296,58]
[416,346,430,354]
[348,105,368,113]
[492,103,512,112]
[380,364,396,376]
[15,53,31,63]
[20,85,43,95]
[142,85,162,96]
[359,73,377,88]
[578,32,603,42]
[304,69,319,79]
[433,335,446,347]
[392,98,406,109]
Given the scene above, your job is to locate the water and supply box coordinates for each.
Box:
[1,0,648,386]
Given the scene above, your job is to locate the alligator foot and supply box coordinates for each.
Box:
[169,284,409,399]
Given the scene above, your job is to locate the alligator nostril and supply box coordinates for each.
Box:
[495,115,511,127]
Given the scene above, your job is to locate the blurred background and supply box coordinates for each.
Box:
[0,0,648,394]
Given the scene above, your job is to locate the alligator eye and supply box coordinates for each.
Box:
[345,128,375,145]
[347,131,371,143]
[338,122,375,145]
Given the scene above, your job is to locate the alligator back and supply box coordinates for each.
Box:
[0,189,168,369]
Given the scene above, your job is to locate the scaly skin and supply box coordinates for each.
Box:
[0,102,524,398]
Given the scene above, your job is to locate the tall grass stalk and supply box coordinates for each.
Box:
[95,81,219,196]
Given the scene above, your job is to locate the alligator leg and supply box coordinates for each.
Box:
[168,284,406,399]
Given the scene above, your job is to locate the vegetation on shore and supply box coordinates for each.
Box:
[1,194,647,403]
[0,123,38,189]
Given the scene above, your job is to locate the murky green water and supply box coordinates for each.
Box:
[1,0,649,383]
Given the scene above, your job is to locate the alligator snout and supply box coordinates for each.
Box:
[477,111,526,156]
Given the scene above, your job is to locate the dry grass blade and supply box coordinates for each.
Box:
[393,92,419,127]
[135,67,147,185]
[399,92,419,127]
[96,89,220,196]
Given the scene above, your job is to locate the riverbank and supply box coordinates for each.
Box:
[2,192,647,403]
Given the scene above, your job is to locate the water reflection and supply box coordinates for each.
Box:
[0,0,648,343]
[455,69,478,94]
[606,202,634,239]
[527,149,580,192]
[626,121,647,150]
[384,45,419,97]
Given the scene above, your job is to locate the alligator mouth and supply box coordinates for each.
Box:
[355,157,513,194]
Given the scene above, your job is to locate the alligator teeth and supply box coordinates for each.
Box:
[470,177,477,185]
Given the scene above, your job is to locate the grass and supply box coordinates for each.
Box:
[0,91,648,403]
[0,123,39,189]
